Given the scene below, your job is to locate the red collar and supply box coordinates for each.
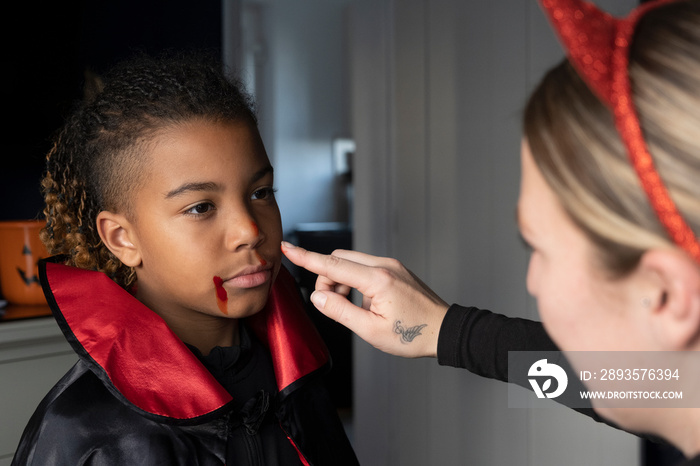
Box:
[40,260,329,421]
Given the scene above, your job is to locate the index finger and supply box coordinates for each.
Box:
[281,242,375,294]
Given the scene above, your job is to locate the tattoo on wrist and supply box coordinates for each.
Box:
[394,320,427,344]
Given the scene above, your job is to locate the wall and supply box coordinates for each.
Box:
[349,0,641,464]
[0,319,76,465]
[247,0,352,235]
[2,1,222,223]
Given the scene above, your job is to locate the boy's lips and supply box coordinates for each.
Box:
[221,264,274,289]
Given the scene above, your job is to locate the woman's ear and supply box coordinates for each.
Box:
[640,249,700,350]
[96,211,142,268]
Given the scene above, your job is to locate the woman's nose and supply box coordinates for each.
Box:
[526,255,538,297]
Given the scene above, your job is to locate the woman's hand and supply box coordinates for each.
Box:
[281,242,449,358]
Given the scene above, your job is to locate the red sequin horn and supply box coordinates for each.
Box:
[538,0,700,263]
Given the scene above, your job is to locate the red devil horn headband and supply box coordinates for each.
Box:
[539,0,700,264]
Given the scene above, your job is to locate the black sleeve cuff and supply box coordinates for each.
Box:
[436,304,471,368]
[437,304,558,381]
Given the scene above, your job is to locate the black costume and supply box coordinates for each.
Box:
[437,304,700,466]
[12,259,358,465]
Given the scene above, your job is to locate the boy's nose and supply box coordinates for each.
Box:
[224,214,264,251]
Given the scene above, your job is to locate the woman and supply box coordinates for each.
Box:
[283,0,700,462]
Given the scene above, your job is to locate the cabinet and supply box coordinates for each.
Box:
[0,316,75,465]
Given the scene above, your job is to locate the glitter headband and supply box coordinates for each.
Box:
[538,0,700,263]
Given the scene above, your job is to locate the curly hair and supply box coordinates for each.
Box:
[41,53,257,288]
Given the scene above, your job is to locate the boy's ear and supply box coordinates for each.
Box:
[96,211,142,268]
[640,249,700,350]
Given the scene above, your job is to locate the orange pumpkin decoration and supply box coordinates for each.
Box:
[0,220,49,305]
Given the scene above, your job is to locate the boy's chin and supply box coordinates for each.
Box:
[217,292,271,319]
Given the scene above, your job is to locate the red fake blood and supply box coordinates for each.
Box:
[213,276,229,315]
[251,221,259,236]
[255,251,267,266]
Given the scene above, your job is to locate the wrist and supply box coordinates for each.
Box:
[425,303,449,358]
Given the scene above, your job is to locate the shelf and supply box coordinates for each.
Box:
[0,304,52,323]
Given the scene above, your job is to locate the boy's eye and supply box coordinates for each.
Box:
[185,202,214,216]
[251,187,277,201]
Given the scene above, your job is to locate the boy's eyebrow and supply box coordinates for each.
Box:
[164,181,221,199]
[164,166,274,199]
[252,165,274,183]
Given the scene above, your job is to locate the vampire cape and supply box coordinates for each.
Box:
[12,258,358,465]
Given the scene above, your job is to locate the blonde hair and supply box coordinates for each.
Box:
[524,0,700,276]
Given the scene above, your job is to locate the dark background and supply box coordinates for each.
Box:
[2,0,221,221]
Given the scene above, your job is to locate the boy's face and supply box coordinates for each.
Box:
[126,119,282,323]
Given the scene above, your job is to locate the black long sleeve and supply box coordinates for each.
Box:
[437,304,558,380]
[436,304,610,424]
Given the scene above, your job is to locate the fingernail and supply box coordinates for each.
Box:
[310,291,327,309]
[281,241,297,250]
